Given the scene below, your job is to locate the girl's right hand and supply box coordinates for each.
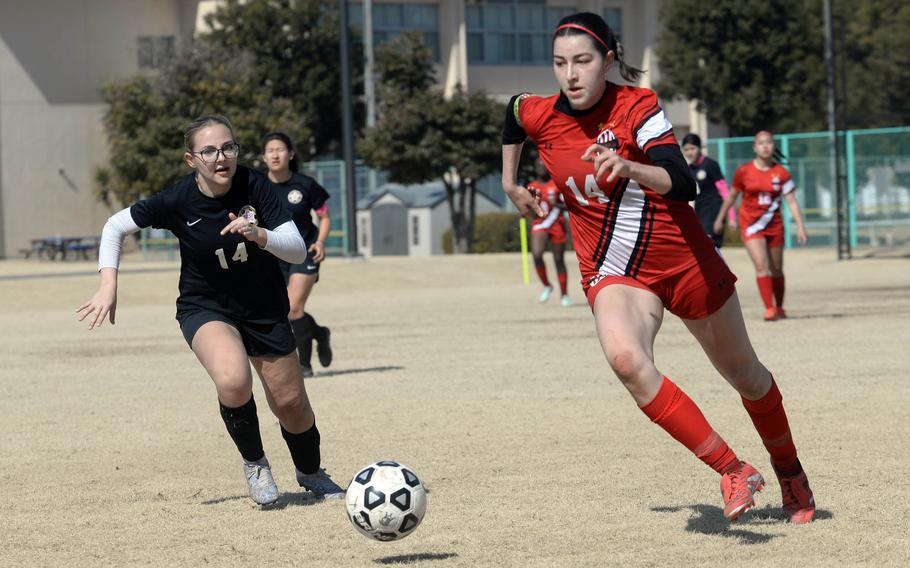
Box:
[505,185,544,219]
[713,218,725,236]
[77,286,118,330]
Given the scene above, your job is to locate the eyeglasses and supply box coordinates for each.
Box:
[192,142,241,163]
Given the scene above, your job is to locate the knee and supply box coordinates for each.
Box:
[270,392,305,422]
[288,305,305,320]
[606,348,650,384]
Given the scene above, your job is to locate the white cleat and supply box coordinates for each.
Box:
[243,457,279,506]
[539,286,553,303]
[296,468,345,500]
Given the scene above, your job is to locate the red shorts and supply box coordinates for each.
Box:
[742,225,785,248]
[532,217,568,245]
[584,252,737,320]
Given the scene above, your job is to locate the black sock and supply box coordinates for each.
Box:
[290,317,314,368]
[281,423,321,475]
[219,395,264,463]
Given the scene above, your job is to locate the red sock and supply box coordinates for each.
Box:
[741,378,799,475]
[756,276,774,309]
[772,276,785,308]
[535,264,550,286]
[640,377,740,475]
[557,271,568,295]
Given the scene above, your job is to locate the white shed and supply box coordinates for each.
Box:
[356,181,503,256]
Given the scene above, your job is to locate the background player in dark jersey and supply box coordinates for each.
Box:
[528,157,571,306]
[715,131,808,321]
[262,132,333,377]
[681,133,735,248]
[77,115,344,506]
[501,13,815,524]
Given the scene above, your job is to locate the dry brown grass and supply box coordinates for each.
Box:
[1,248,908,567]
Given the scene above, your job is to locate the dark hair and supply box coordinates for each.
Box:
[184,115,235,151]
[553,12,645,83]
[261,131,299,173]
[681,133,702,147]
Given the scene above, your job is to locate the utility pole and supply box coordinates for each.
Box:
[339,0,359,256]
[824,0,850,259]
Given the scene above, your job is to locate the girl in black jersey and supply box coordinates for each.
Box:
[77,115,344,506]
[261,132,333,378]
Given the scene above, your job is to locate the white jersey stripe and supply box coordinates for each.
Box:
[533,207,561,230]
[745,197,781,236]
[782,179,796,195]
[636,111,673,151]
[597,180,647,277]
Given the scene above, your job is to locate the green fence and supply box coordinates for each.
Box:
[706,126,910,249]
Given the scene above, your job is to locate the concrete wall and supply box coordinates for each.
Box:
[0,0,198,258]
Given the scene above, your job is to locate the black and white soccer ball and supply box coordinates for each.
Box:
[345,461,428,542]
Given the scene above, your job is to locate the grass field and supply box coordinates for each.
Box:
[1,248,908,567]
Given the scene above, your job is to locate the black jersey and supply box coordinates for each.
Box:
[689,155,726,216]
[273,172,330,243]
[130,165,292,320]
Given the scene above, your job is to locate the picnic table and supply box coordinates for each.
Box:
[23,236,101,261]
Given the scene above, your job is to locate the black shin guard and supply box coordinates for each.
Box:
[281,423,321,475]
[219,395,264,463]
[290,316,314,367]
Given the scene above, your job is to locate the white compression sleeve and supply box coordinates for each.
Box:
[98,207,141,271]
[263,221,307,264]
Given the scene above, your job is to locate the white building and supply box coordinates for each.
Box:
[356,181,502,256]
[0,0,709,258]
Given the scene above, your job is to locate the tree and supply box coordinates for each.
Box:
[203,0,363,158]
[656,0,910,134]
[358,32,503,253]
[839,0,910,129]
[100,45,306,206]
[656,0,826,135]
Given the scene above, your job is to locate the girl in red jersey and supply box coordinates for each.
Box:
[714,131,808,321]
[501,13,815,524]
[528,157,571,306]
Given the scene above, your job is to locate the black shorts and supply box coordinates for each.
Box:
[278,246,320,283]
[177,309,296,357]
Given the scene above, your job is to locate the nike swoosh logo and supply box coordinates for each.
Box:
[186,219,202,226]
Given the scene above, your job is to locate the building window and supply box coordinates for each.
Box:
[137,36,176,70]
[603,7,622,40]
[467,1,576,65]
[350,3,441,62]
[411,215,419,246]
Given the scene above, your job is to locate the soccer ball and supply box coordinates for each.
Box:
[345,460,428,542]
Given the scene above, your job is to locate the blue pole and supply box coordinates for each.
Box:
[845,130,857,248]
[780,136,792,249]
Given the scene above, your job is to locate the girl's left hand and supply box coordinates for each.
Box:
[796,225,808,246]
[309,241,325,263]
[221,212,262,243]
[581,144,633,182]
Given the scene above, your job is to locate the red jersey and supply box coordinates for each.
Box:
[516,83,717,292]
[528,178,564,229]
[732,162,796,237]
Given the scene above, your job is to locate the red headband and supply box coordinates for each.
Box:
[554,23,611,52]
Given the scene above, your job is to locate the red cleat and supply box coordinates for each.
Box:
[774,463,816,524]
[721,461,765,521]
[763,307,779,321]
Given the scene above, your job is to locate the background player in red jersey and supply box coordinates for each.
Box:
[528,157,571,306]
[77,115,345,506]
[714,131,808,321]
[501,12,815,524]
